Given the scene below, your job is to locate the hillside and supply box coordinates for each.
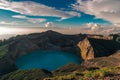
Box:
[0,30,120,80]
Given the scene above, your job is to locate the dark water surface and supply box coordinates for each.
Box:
[16,50,81,71]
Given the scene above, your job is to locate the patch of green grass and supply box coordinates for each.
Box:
[44,73,75,80]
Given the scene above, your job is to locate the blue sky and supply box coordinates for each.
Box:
[0,0,111,27]
[0,0,120,35]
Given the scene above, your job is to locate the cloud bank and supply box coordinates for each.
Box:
[12,15,46,23]
[0,0,80,20]
[80,23,120,35]
[0,21,17,25]
[72,0,120,24]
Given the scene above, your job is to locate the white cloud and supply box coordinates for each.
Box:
[42,22,120,35]
[28,18,46,23]
[12,15,27,19]
[0,22,119,36]
[80,23,120,34]
[0,0,80,20]
[45,22,55,28]
[0,21,17,25]
[72,0,120,24]
[114,23,120,27]
[12,15,46,23]
[87,23,101,32]
[0,20,31,26]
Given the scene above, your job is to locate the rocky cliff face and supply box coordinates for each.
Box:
[77,38,94,60]
[77,37,120,60]
[79,36,120,68]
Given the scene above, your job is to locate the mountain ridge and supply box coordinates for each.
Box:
[0,30,119,76]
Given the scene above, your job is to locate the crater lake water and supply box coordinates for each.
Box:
[16,50,81,71]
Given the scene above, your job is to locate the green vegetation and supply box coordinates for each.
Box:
[0,35,28,59]
[1,66,120,80]
[44,66,120,80]
[0,69,52,80]
[0,44,8,58]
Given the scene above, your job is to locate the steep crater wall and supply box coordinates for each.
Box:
[0,31,86,75]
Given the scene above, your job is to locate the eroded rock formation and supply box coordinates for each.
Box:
[77,37,120,60]
[77,38,94,60]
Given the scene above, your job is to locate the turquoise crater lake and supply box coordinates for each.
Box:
[16,50,81,71]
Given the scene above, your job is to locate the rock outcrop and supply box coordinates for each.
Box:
[77,37,120,60]
[77,38,94,60]
[77,34,120,69]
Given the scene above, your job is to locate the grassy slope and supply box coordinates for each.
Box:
[0,69,52,80]
[1,66,120,80]
[45,66,120,80]
[0,44,8,58]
